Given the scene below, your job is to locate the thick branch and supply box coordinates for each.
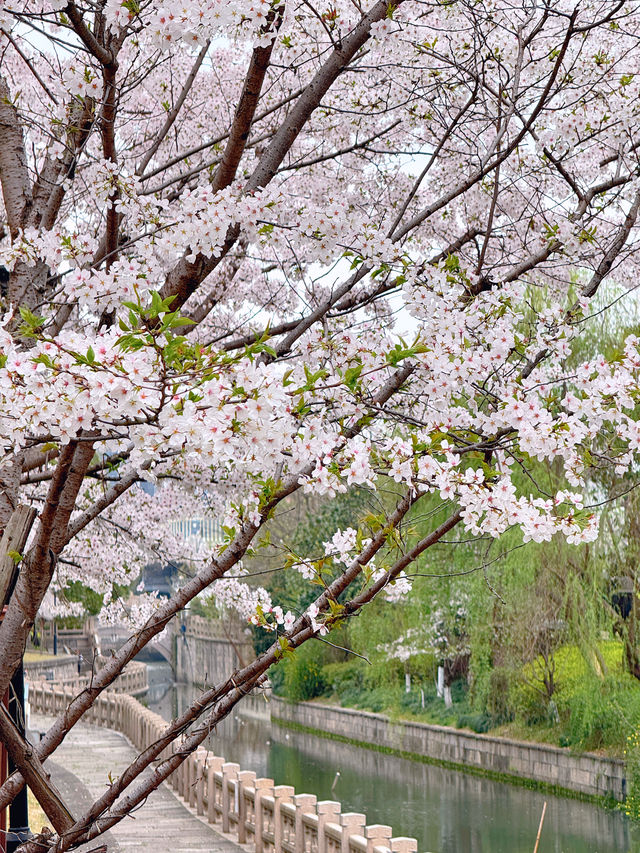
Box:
[0,75,32,239]
[0,706,75,836]
[64,2,114,66]
[212,6,283,192]
[0,441,83,697]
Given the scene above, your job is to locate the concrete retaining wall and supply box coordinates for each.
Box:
[270,698,626,802]
[175,629,253,687]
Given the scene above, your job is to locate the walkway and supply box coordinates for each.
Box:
[30,715,245,853]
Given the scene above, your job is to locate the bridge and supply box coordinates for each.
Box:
[96,617,175,666]
[97,613,251,679]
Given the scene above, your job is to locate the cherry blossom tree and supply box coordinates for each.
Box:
[1,0,640,848]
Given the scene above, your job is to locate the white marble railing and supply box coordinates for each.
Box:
[28,685,418,853]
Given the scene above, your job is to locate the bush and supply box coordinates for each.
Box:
[268,661,285,694]
[322,660,366,698]
[362,658,405,689]
[406,652,437,682]
[485,669,515,725]
[561,676,640,751]
[624,729,640,820]
[457,712,492,733]
[280,642,327,702]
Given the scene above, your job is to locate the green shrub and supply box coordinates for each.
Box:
[280,642,327,702]
[485,668,515,725]
[362,658,404,689]
[457,712,492,733]
[322,660,366,698]
[269,661,285,694]
[561,676,640,751]
[624,729,640,820]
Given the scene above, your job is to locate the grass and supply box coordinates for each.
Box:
[314,639,640,755]
[27,789,49,835]
[23,650,58,663]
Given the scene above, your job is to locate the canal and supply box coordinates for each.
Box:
[144,662,638,852]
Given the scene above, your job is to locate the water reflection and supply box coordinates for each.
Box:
[144,663,638,853]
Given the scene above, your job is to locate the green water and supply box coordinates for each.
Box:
[146,663,638,852]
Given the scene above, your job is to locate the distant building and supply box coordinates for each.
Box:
[170,517,223,549]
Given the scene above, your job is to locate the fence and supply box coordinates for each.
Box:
[27,660,148,696]
[28,685,419,853]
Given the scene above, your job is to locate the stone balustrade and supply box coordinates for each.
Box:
[28,684,419,853]
[27,660,148,696]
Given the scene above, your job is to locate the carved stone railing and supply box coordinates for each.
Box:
[27,660,148,696]
[28,685,418,853]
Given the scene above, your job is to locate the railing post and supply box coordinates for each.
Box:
[340,813,366,853]
[273,785,294,852]
[293,793,317,853]
[254,777,274,853]
[364,825,393,853]
[206,756,225,823]
[177,748,187,798]
[237,770,256,843]
[221,762,239,833]
[188,753,198,808]
[391,839,418,853]
[195,748,207,816]
[317,801,341,853]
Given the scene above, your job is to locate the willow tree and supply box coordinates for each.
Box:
[1,0,640,849]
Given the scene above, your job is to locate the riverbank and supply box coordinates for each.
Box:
[269,696,625,804]
[143,661,634,851]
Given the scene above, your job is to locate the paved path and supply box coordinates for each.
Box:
[30,715,245,853]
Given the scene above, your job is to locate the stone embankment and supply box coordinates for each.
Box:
[28,684,419,853]
[270,697,626,802]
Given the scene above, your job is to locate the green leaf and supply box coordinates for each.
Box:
[343,363,363,391]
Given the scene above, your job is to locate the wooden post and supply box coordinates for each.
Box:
[0,506,37,609]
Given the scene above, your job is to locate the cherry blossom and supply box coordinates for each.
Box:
[0,1,640,843]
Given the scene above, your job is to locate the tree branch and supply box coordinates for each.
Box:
[135,40,211,177]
